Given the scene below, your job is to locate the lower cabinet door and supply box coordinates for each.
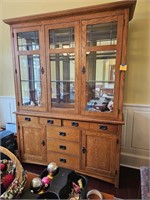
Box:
[19,122,46,164]
[81,130,118,177]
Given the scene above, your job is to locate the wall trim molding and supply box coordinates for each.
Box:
[0,96,16,99]
[124,103,150,108]
[121,152,150,169]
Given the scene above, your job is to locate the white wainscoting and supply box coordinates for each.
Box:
[0,96,150,168]
[0,96,16,125]
[121,104,150,169]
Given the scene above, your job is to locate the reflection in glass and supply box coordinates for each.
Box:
[17,31,39,51]
[86,50,116,112]
[19,55,42,106]
[50,53,75,108]
[87,22,117,46]
[49,27,74,49]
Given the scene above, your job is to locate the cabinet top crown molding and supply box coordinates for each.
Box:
[3,0,136,25]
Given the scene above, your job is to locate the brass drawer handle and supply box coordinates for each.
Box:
[59,132,66,136]
[47,119,53,124]
[25,117,31,121]
[59,158,66,163]
[99,125,108,130]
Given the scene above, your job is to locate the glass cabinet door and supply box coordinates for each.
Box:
[45,22,79,113]
[81,17,123,117]
[14,27,47,111]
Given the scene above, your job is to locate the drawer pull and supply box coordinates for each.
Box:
[25,117,31,121]
[59,132,66,136]
[60,158,66,163]
[72,121,78,127]
[47,120,53,124]
[99,125,108,130]
[59,145,66,150]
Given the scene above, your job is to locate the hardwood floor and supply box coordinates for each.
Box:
[22,163,140,199]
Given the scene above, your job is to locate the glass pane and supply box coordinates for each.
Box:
[49,27,75,49]
[87,22,117,46]
[50,53,75,108]
[19,55,42,106]
[17,31,39,51]
[86,50,116,112]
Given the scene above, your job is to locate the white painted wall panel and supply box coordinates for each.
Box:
[0,96,16,125]
[132,111,150,150]
[121,104,150,168]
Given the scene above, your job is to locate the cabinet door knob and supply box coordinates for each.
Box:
[41,67,44,74]
[41,140,45,146]
[60,158,66,163]
[82,66,86,74]
[82,147,86,154]
[72,121,78,127]
[99,125,108,130]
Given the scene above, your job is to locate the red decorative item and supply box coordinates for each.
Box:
[3,174,15,189]
[0,163,6,171]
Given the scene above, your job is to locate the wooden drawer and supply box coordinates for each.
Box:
[47,152,80,170]
[63,120,89,129]
[47,139,80,156]
[89,123,117,133]
[40,118,61,126]
[18,115,39,123]
[47,126,80,142]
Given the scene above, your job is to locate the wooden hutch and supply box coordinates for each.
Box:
[4,0,136,187]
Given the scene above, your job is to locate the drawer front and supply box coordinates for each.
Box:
[18,115,39,123]
[47,152,80,170]
[63,120,89,129]
[89,123,117,133]
[40,118,61,126]
[47,139,80,156]
[47,126,80,142]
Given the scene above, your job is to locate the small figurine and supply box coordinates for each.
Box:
[41,176,51,188]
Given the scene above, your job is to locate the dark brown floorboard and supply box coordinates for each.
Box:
[22,163,140,199]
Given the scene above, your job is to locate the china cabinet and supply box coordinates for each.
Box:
[4,0,136,187]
